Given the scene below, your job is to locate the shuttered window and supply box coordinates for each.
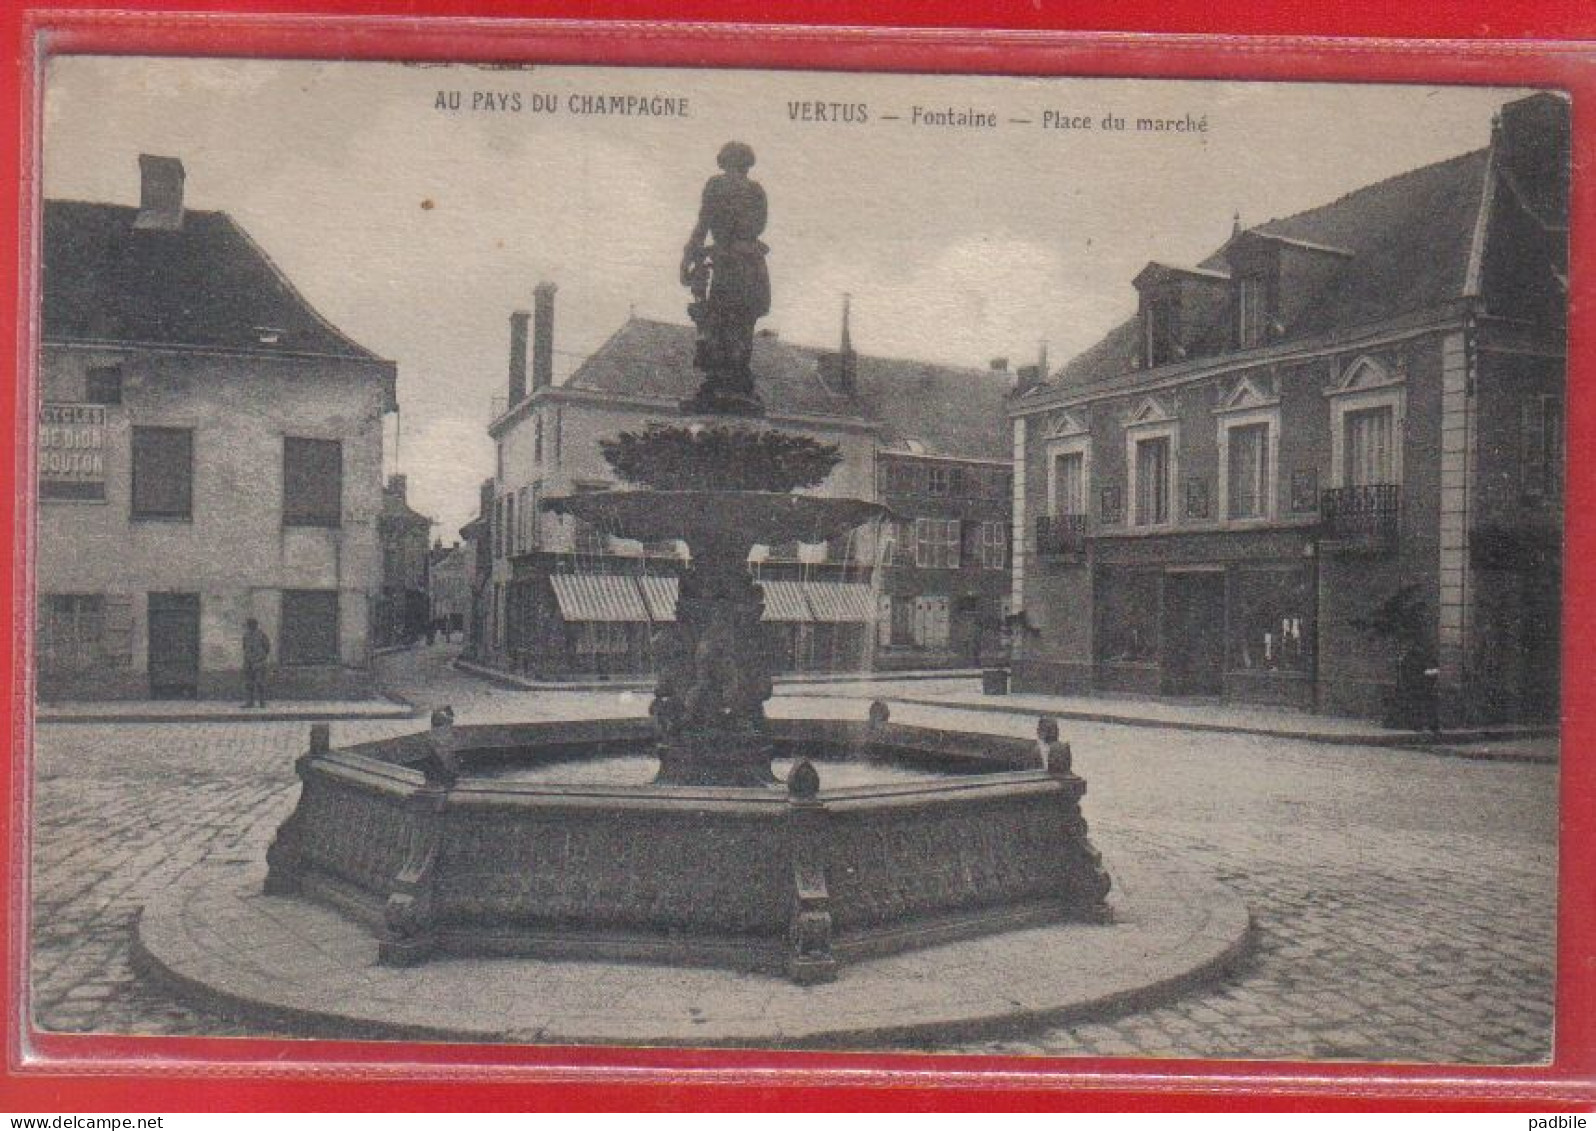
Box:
[912,595,950,648]
[38,595,105,672]
[130,427,192,520]
[283,438,342,527]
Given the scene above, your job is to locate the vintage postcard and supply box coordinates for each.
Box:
[27,55,1563,1064]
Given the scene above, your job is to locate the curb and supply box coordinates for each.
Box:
[451,658,990,693]
[866,694,1557,761]
[37,705,423,726]
[130,855,1252,1049]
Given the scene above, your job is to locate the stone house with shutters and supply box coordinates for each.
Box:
[477,290,1014,679]
[35,155,397,700]
[1009,92,1566,724]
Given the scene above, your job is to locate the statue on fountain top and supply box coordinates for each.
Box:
[679,141,771,417]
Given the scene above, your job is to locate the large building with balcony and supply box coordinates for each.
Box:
[36,155,398,700]
[476,289,1014,680]
[1009,93,1566,724]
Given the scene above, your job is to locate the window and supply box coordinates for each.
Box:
[875,594,893,648]
[282,438,341,527]
[1143,298,1175,368]
[912,595,950,648]
[38,594,105,671]
[1344,406,1395,487]
[1522,395,1564,499]
[928,466,951,497]
[978,521,1008,569]
[130,426,192,520]
[1226,422,1271,519]
[280,590,339,665]
[1133,435,1172,525]
[533,416,544,464]
[503,492,516,558]
[86,366,123,405]
[1237,276,1267,348]
[1228,568,1311,673]
[1051,450,1086,516]
[1327,366,1404,490]
[574,520,609,557]
[914,518,961,569]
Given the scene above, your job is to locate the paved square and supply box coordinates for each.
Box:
[27,649,1557,1061]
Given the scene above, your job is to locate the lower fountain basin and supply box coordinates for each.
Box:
[264,716,1112,983]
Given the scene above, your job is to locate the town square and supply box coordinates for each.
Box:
[23,58,1565,1063]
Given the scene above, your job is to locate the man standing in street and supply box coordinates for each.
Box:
[242,617,271,709]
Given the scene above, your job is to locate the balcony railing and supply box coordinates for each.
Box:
[1320,484,1400,549]
[1036,513,1088,558]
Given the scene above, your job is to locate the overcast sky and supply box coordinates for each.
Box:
[42,58,1528,536]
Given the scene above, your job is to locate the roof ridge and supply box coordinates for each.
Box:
[1254,146,1489,234]
[621,315,1002,378]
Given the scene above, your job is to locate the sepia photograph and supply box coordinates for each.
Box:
[25,55,1565,1063]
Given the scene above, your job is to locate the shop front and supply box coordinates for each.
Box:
[1090,529,1317,709]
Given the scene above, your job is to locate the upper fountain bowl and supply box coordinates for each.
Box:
[542,489,892,551]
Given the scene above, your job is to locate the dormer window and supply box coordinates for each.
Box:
[1142,294,1176,369]
[1133,263,1229,370]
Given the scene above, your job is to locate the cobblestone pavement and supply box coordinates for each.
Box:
[28,645,1557,1062]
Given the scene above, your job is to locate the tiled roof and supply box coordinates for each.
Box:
[564,317,1012,461]
[42,200,386,362]
[1047,148,1491,391]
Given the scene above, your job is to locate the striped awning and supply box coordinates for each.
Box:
[803,581,875,623]
[549,574,649,623]
[637,575,679,623]
[758,579,812,623]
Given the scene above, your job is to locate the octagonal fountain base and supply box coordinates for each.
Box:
[258,714,1114,984]
[134,838,1250,1048]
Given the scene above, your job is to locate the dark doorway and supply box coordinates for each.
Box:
[1163,571,1225,696]
[147,592,200,699]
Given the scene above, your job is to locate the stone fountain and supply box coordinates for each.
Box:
[259,142,1113,984]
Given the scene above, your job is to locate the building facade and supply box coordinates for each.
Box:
[374,473,434,647]
[36,155,397,700]
[428,538,474,639]
[1009,94,1566,724]
[475,289,1013,680]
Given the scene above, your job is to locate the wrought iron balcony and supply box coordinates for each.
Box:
[1320,484,1400,551]
[1036,513,1088,559]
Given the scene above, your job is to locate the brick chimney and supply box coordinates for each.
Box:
[507,309,530,405]
[134,154,185,231]
[532,282,557,392]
